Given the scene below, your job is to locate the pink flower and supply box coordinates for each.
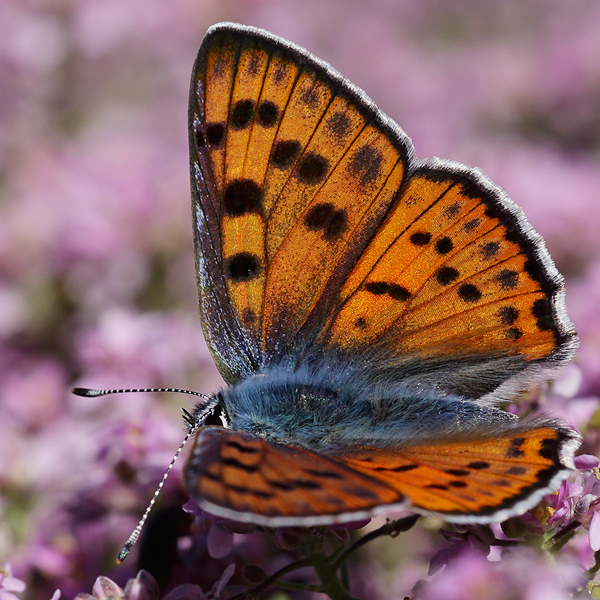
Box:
[0,564,26,600]
[418,548,582,600]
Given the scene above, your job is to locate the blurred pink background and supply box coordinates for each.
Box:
[1,1,599,599]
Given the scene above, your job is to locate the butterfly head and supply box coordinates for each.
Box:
[190,391,230,429]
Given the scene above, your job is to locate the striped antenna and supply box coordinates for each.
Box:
[72,386,217,562]
[72,386,211,401]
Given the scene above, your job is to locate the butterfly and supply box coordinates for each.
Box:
[184,22,581,528]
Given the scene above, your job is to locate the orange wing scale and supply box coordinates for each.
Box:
[188,428,401,521]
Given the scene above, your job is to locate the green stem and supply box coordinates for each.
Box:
[585,550,600,578]
[227,516,420,599]
[226,557,314,600]
[312,552,357,600]
[542,520,581,555]
[332,515,420,570]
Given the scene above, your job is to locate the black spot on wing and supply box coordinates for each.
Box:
[347,486,384,500]
[449,480,468,488]
[296,152,329,184]
[304,203,348,240]
[493,479,511,488]
[467,461,490,470]
[294,478,322,490]
[444,202,461,219]
[348,145,383,187]
[206,123,225,146]
[458,283,482,302]
[301,87,319,108]
[365,282,411,301]
[481,241,501,260]
[410,232,431,246]
[211,55,228,78]
[224,440,260,454]
[498,306,519,325]
[326,111,351,141]
[226,253,262,282]
[228,484,274,499]
[325,210,348,240]
[365,282,387,295]
[435,237,453,255]
[464,218,481,233]
[224,180,262,216]
[271,140,301,169]
[506,437,525,458]
[272,62,287,84]
[231,99,255,129]
[506,327,523,340]
[304,203,334,227]
[267,480,295,491]
[257,101,279,127]
[373,464,419,472]
[246,54,261,75]
[496,269,519,290]
[506,466,527,475]
[445,469,470,477]
[436,266,459,285]
[222,457,259,473]
[387,284,411,301]
[304,468,343,479]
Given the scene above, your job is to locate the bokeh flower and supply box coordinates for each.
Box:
[0,564,26,600]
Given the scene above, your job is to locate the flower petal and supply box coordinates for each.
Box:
[589,512,600,551]
[575,455,600,470]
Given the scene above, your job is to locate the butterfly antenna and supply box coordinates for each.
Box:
[72,386,211,402]
[72,386,217,563]
[117,397,219,564]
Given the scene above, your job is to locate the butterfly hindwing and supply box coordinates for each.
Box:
[186,424,578,525]
[186,427,402,524]
[343,423,578,520]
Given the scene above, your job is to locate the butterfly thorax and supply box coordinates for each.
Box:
[212,366,524,456]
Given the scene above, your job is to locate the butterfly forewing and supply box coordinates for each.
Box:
[190,24,413,373]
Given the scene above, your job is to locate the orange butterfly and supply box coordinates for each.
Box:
[184,22,580,527]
